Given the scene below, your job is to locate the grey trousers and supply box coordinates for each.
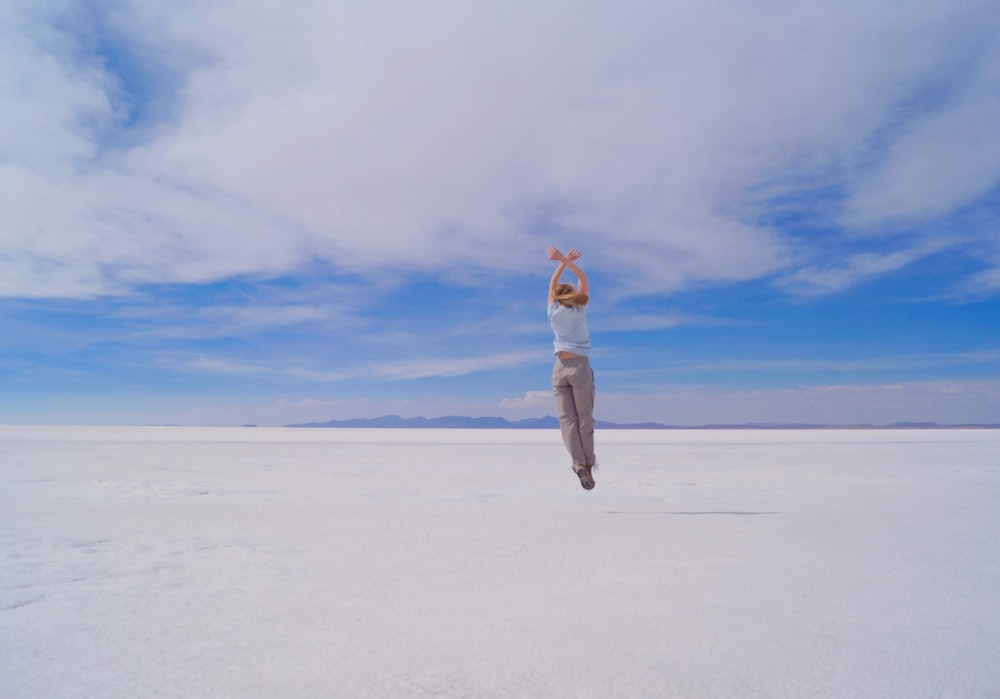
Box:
[552,356,596,466]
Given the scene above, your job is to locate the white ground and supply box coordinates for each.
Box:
[2,426,999,698]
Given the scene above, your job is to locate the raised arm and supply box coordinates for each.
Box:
[546,247,588,301]
[548,262,566,303]
[566,253,588,298]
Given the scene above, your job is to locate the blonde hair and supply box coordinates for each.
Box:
[552,282,589,307]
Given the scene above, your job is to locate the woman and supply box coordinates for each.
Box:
[546,246,597,490]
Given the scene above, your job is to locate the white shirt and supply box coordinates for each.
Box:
[548,302,591,356]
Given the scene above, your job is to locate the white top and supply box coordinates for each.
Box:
[548,302,591,356]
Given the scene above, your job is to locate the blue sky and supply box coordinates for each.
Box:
[2,0,1000,426]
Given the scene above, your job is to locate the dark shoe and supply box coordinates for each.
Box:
[573,463,595,490]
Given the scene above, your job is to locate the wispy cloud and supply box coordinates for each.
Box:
[375,351,546,381]
[124,303,350,341]
[181,357,273,376]
[776,241,950,296]
[960,264,1000,296]
[841,45,1000,230]
[606,351,1000,378]
[598,313,740,332]
[159,348,546,384]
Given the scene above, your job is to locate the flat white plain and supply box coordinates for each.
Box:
[2,426,998,698]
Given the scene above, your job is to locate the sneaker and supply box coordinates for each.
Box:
[573,463,595,490]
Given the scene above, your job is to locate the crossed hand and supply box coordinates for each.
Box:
[547,247,582,262]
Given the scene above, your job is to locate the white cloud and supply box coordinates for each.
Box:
[123,302,353,341]
[604,350,1000,377]
[498,390,552,413]
[155,348,547,384]
[842,44,1000,229]
[598,313,736,332]
[376,350,545,381]
[960,264,1000,296]
[3,0,999,299]
[776,241,948,296]
[181,357,273,376]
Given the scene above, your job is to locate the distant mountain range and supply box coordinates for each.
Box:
[286,415,1000,429]
[290,415,565,429]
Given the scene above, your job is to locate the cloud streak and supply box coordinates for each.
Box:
[605,350,1000,378]
[163,348,546,384]
[776,241,951,296]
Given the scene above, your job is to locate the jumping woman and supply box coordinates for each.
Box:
[546,246,597,490]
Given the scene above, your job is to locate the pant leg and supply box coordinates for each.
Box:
[572,360,596,465]
[553,362,585,465]
[553,357,596,466]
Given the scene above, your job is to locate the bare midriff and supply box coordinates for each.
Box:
[557,351,584,359]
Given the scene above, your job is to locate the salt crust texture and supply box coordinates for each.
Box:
[2,426,999,698]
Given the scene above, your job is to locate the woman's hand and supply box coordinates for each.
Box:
[548,246,586,302]
[548,247,582,262]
